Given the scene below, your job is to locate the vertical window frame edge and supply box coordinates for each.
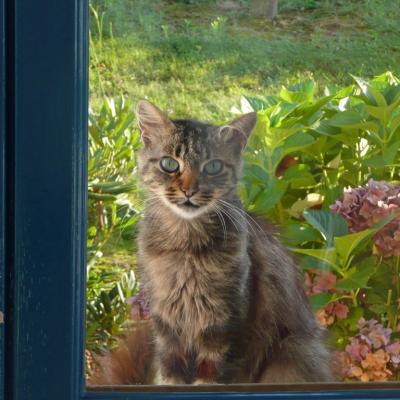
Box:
[74,0,89,397]
[10,0,87,399]
[0,0,5,397]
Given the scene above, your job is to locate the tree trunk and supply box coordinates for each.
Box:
[250,0,278,20]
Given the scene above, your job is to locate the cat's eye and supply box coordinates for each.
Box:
[204,159,223,175]
[160,157,179,173]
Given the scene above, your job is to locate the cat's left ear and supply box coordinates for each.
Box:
[219,112,257,151]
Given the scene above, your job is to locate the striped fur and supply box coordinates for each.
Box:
[91,101,333,385]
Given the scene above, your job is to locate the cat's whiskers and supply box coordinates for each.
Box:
[133,196,160,213]
[215,203,241,235]
[216,203,255,243]
[214,208,227,242]
[217,200,255,237]
[220,209,246,236]
[217,199,268,241]
[136,195,159,206]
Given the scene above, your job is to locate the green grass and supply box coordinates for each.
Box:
[90,0,400,121]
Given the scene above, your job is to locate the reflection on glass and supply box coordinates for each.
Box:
[86,0,400,386]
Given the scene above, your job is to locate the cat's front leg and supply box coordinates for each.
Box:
[153,316,189,384]
[156,337,189,384]
[193,327,230,385]
[193,359,221,385]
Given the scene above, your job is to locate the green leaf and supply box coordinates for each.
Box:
[362,155,386,169]
[288,80,316,99]
[252,180,288,212]
[283,164,316,189]
[365,105,389,123]
[312,120,341,136]
[327,111,364,127]
[266,126,303,149]
[344,306,365,331]
[243,163,270,184]
[326,152,341,169]
[369,303,388,315]
[269,103,298,126]
[367,263,394,311]
[389,113,400,135]
[311,121,357,146]
[280,83,314,103]
[88,192,117,201]
[89,125,105,147]
[309,293,333,311]
[90,182,136,194]
[87,226,97,237]
[335,259,376,290]
[283,223,321,245]
[365,94,400,125]
[333,213,396,267]
[289,193,324,219]
[383,140,400,164]
[294,96,333,124]
[303,210,348,246]
[353,76,387,106]
[333,85,354,99]
[334,228,376,267]
[383,83,400,104]
[372,72,400,86]
[300,255,333,272]
[290,247,340,272]
[242,95,281,112]
[100,291,112,313]
[281,132,315,156]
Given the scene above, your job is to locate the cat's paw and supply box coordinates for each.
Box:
[160,377,185,385]
[192,379,217,385]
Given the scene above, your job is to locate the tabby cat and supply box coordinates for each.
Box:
[92,100,333,385]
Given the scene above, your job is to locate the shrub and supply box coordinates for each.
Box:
[86,96,143,357]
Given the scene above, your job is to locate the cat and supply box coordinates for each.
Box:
[90,100,333,385]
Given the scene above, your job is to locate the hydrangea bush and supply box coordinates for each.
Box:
[233,72,400,381]
[327,180,400,381]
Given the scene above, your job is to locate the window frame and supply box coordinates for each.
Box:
[1,0,6,399]
[2,1,400,399]
[3,0,86,399]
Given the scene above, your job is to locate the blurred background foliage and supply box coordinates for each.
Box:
[87,0,400,382]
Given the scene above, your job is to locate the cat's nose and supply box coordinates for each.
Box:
[181,187,198,198]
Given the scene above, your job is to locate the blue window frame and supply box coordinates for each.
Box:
[1,0,5,399]
[1,1,400,399]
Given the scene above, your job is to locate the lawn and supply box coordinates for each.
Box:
[90,0,400,120]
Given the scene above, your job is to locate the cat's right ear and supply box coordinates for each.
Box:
[219,112,257,151]
[136,100,174,146]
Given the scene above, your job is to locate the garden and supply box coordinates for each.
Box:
[86,0,400,382]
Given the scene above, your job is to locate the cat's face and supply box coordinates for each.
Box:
[136,100,257,219]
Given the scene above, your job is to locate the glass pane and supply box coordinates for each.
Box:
[86,0,400,388]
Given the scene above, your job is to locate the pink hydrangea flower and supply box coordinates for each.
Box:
[336,318,400,381]
[331,180,400,257]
